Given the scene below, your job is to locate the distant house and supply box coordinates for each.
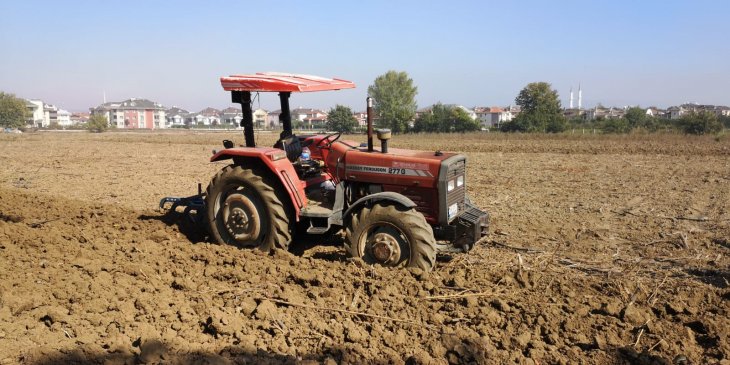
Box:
[667,103,730,118]
[25,100,45,127]
[43,104,58,127]
[563,108,584,120]
[645,107,667,119]
[267,110,281,128]
[667,106,686,120]
[56,109,72,127]
[585,106,625,120]
[24,99,78,127]
[292,108,327,122]
[253,109,268,128]
[70,112,90,125]
[353,111,367,127]
[198,107,221,125]
[474,106,517,128]
[165,107,189,127]
[91,98,166,129]
[717,106,730,117]
[220,107,243,127]
[292,108,328,129]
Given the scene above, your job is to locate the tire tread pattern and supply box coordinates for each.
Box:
[205,165,292,251]
[344,203,436,271]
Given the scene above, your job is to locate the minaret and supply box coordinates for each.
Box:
[578,83,582,109]
[569,87,574,109]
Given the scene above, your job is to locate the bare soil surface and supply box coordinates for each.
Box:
[0,131,728,364]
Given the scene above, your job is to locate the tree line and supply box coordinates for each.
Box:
[3,75,728,135]
[497,82,728,135]
[353,73,728,135]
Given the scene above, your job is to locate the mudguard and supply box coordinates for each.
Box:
[342,191,417,224]
[210,147,306,219]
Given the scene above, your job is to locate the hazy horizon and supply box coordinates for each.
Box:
[1,0,728,113]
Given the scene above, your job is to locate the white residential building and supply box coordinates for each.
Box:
[165,107,189,127]
[25,99,45,127]
[474,106,517,128]
[56,109,72,127]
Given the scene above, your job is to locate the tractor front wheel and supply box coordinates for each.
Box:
[345,203,437,271]
[205,165,292,251]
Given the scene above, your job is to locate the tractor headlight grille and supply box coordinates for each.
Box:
[439,157,466,224]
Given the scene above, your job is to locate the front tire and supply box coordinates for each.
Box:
[345,203,437,271]
[205,165,292,251]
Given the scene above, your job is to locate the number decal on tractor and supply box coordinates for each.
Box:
[347,164,433,177]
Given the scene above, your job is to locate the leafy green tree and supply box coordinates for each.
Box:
[414,104,450,133]
[502,82,566,133]
[87,114,109,133]
[367,71,418,133]
[624,107,647,130]
[678,111,723,135]
[0,92,30,129]
[450,107,481,132]
[546,117,569,133]
[326,105,357,133]
[413,104,480,133]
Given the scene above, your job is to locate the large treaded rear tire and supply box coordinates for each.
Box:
[345,202,437,271]
[205,165,292,251]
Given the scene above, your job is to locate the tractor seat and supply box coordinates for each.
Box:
[276,134,302,162]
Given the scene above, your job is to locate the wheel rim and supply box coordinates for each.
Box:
[215,185,264,247]
[360,223,409,266]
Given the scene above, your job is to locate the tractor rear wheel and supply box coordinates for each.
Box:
[205,165,292,251]
[345,203,437,271]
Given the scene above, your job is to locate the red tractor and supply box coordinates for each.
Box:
[162,72,488,271]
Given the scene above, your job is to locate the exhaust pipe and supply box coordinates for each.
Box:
[366,97,373,152]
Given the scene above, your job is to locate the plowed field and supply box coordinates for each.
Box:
[0,131,728,365]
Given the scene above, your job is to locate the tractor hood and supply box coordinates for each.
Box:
[331,141,463,188]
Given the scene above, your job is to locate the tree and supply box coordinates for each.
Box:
[678,111,723,135]
[0,92,30,129]
[326,105,357,133]
[502,82,566,133]
[413,104,480,133]
[367,71,417,133]
[87,114,109,133]
[451,107,481,132]
[624,107,645,128]
[414,103,450,133]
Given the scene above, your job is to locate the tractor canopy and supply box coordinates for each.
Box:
[220,72,355,147]
[220,72,355,93]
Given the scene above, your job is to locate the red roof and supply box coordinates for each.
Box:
[220,72,355,93]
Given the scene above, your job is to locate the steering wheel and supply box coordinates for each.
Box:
[314,132,342,149]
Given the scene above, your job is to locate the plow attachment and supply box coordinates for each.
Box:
[159,183,206,224]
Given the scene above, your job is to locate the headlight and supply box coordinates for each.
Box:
[447,179,455,192]
[456,175,464,187]
[448,203,458,219]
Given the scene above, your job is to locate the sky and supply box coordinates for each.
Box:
[1,0,728,113]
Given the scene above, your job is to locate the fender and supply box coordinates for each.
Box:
[210,147,306,219]
[342,191,417,224]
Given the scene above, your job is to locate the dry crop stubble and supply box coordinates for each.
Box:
[0,131,727,364]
